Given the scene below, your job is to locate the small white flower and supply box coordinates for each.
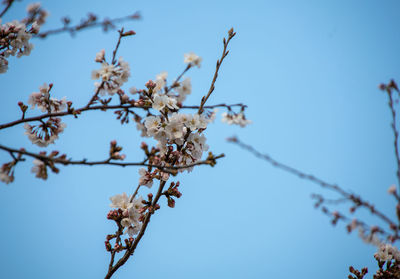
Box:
[95,49,105,62]
[31,159,47,180]
[165,120,184,140]
[176,77,192,102]
[152,94,168,111]
[156,71,168,81]
[222,112,252,127]
[165,96,179,110]
[184,52,202,68]
[24,118,66,147]
[109,192,132,212]
[91,57,130,95]
[0,162,15,184]
[375,243,400,262]
[138,168,153,188]
[144,116,161,136]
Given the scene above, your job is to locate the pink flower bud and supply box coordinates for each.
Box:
[145,80,156,89]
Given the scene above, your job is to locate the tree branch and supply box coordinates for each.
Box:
[198,28,236,114]
[36,12,140,39]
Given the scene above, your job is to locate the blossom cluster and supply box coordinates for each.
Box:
[375,243,400,262]
[24,83,68,147]
[27,83,67,113]
[0,3,48,73]
[222,111,252,127]
[0,161,16,184]
[109,193,144,237]
[92,49,130,95]
[24,118,66,147]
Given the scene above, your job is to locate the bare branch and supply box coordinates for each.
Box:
[228,137,398,237]
[0,0,16,18]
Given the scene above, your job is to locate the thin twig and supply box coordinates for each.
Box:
[0,0,15,18]
[229,137,397,231]
[386,87,400,191]
[198,28,236,114]
[36,13,140,39]
[111,29,124,65]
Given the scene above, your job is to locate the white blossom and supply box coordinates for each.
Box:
[28,83,67,113]
[91,57,130,95]
[221,112,252,127]
[138,168,153,188]
[0,163,14,184]
[31,159,47,180]
[144,116,161,136]
[165,120,184,140]
[184,52,202,68]
[165,95,179,110]
[176,77,192,102]
[152,94,169,111]
[109,193,144,237]
[95,49,105,62]
[24,118,66,147]
[109,192,132,212]
[375,243,400,262]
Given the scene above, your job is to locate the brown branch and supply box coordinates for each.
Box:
[166,64,191,93]
[0,103,136,130]
[0,0,15,18]
[386,86,400,191]
[104,180,167,279]
[35,12,140,39]
[0,144,224,172]
[111,29,124,65]
[182,103,246,110]
[229,137,398,233]
[198,28,236,114]
[0,102,245,130]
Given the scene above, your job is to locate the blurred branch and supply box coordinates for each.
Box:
[0,0,16,17]
[36,12,140,38]
[380,80,400,192]
[228,136,399,240]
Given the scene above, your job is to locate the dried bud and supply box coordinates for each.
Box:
[122,30,136,36]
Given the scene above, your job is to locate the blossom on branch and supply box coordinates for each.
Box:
[92,54,130,95]
[222,111,252,127]
[184,52,202,68]
[28,83,67,113]
[24,118,66,147]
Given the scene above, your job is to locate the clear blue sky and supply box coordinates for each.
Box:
[1,0,400,278]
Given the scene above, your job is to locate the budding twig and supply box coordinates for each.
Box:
[198,28,236,114]
[36,12,141,39]
[0,144,224,173]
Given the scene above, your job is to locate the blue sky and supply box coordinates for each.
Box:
[1,0,400,278]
